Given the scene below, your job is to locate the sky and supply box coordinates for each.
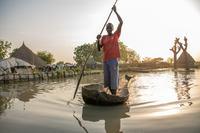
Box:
[0,0,200,63]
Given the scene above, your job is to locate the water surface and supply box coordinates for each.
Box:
[0,69,200,133]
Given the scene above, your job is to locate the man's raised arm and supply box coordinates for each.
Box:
[112,5,123,32]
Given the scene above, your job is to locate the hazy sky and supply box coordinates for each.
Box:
[0,0,200,63]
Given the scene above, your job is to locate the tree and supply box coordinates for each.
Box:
[142,57,163,63]
[127,49,140,63]
[142,57,152,63]
[9,48,19,57]
[119,42,140,63]
[167,57,173,64]
[92,43,102,63]
[57,61,64,65]
[151,57,164,63]
[73,42,140,65]
[0,40,12,59]
[37,51,55,64]
[73,43,102,66]
[170,37,181,69]
[119,42,128,62]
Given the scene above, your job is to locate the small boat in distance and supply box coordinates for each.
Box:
[82,75,133,106]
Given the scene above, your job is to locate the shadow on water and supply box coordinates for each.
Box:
[73,105,130,133]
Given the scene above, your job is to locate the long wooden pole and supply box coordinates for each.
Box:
[99,0,118,35]
[73,0,118,99]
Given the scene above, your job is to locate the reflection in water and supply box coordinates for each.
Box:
[0,82,41,113]
[174,71,193,106]
[81,105,130,133]
[73,111,89,133]
[131,70,195,106]
[129,70,197,117]
[0,79,75,114]
[0,70,200,133]
[0,95,13,116]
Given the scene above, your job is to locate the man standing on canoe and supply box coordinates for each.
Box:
[96,5,123,95]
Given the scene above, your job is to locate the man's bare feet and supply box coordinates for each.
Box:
[99,87,112,95]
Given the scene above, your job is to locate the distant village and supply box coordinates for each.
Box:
[0,42,102,83]
[0,37,199,84]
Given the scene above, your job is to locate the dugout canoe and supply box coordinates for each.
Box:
[82,75,133,106]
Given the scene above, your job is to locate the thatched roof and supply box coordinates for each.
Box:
[11,43,46,67]
[177,51,195,68]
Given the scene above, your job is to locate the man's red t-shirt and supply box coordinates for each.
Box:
[101,30,121,62]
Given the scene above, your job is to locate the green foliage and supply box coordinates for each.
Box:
[151,57,164,63]
[126,49,140,63]
[92,43,102,63]
[37,51,55,64]
[119,42,140,63]
[167,57,173,64]
[73,41,140,65]
[142,57,151,62]
[56,61,64,65]
[142,57,164,63]
[73,43,102,66]
[119,42,128,62]
[0,40,12,59]
[9,48,19,57]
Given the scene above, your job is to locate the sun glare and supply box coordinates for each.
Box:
[150,107,180,117]
[134,73,178,105]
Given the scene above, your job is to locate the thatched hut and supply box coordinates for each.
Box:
[11,42,46,67]
[177,51,195,68]
[0,57,35,81]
